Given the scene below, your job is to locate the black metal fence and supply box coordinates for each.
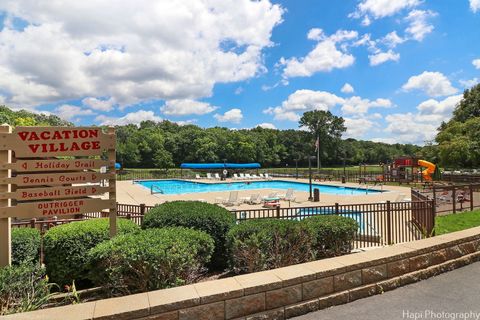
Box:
[13,200,435,249]
[412,183,480,216]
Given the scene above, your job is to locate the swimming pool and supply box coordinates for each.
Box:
[134,179,382,195]
[296,207,365,233]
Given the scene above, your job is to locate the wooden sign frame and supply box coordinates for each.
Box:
[0,125,117,267]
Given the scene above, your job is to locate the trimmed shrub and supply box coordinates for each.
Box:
[142,201,235,269]
[43,218,139,286]
[227,219,315,273]
[11,228,41,265]
[88,227,214,295]
[0,264,54,315]
[301,215,358,258]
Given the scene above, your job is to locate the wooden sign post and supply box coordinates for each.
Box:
[0,125,117,267]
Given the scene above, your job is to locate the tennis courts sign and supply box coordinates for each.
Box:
[0,125,117,267]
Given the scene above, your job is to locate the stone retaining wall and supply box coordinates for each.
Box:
[5,227,480,320]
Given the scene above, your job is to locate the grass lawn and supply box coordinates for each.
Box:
[435,210,480,235]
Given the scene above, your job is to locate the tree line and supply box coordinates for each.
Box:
[115,119,420,168]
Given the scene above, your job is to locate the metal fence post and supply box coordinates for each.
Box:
[276,206,280,218]
[452,187,456,214]
[470,185,474,212]
[386,200,392,245]
[30,218,36,229]
[140,203,146,215]
[335,203,339,215]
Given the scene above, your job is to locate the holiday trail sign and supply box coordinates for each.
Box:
[0,125,117,267]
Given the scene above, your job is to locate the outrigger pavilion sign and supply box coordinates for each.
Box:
[0,125,117,266]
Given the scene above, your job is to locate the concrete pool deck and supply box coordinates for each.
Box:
[115,178,412,209]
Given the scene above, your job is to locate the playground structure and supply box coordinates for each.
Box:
[383,156,438,183]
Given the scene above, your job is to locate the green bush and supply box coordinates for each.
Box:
[301,215,358,258]
[227,219,315,273]
[43,218,139,286]
[88,227,214,295]
[11,228,41,265]
[142,201,235,269]
[0,264,54,315]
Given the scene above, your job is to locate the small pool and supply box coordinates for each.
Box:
[296,207,365,233]
[134,179,382,195]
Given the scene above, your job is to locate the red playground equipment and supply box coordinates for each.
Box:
[385,156,437,182]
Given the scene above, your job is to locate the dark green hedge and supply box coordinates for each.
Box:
[43,218,139,286]
[11,228,41,265]
[227,219,315,273]
[227,215,358,273]
[301,215,358,258]
[88,227,214,295]
[142,201,235,269]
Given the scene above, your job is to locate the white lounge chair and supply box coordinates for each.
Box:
[262,192,278,200]
[207,173,213,180]
[264,173,272,180]
[222,191,240,206]
[251,174,260,179]
[259,173,265,179]
[233,173,239,180]
[239,173,246,179]
[245,173,255,180]
[280,188,296,202]
[195,174,201,179]
[214,173,221,180]
[246,194,262,204]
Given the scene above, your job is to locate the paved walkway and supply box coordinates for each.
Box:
[294,262,480,320]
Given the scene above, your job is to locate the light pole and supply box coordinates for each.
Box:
[308,155,316,201]
[295,158,299,179]
[342,148,346,184]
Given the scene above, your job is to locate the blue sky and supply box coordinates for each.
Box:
[0,0,479,144]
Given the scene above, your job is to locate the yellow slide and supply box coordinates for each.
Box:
[418,160,436,181]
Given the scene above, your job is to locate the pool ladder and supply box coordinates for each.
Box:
[151,185,164,194]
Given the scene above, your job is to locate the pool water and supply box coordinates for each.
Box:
[296,207,365,233]
[134,179,382,195]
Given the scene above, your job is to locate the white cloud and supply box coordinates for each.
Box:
[276,89,344,113]
[0,0,283,107]
[55,104,95,121]
[369,50,400,66]
[417,94,463,118]
[470,0,480,13]
[263,107,301,122]
[214,108,243,123]
[281,29,356,78]
[405,10,436,41]
[341,96,392,115]
[350,0,421,20]
[473,59,480,69]
[97,110,162,126]
[402,71,458,97]
[234,87,243,95]
[344,117,375,138]
[307,28,324,41]
[341,83,355,94]
[264,89,391,122]
[459,78,479,88]
[82,97,115,111]
[384,112,438,144]
[257,122,276,129]
[381,93,463,144]
[160,99,218,116]
[382,31,405,48]
[175,119,197,126]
